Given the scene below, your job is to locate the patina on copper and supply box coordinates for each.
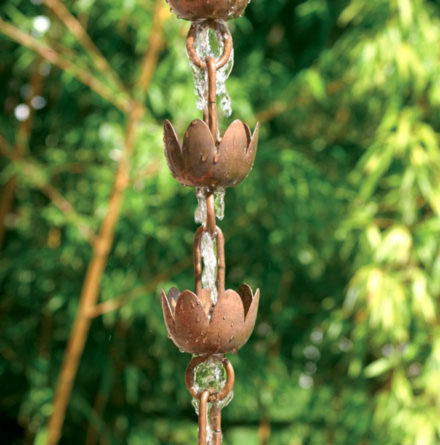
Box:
[161,7,260,442]
[163,120,259,188]
[166,0,250,21]
[164,23,259,189]
[160,226,260,355]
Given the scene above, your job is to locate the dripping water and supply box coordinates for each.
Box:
[186,21,234,117]
[195,187,225,306]
[192,356,234,444]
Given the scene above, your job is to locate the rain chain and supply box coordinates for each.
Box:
[160,1,259,443]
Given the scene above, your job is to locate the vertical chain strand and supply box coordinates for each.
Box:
[162,7,260,445]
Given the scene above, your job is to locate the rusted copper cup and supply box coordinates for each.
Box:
[160,227,259,355]
[161,284,259,354]
[165,0,250,21]
[163,119,259,188]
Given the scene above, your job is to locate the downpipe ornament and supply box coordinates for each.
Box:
[160,1,259,443]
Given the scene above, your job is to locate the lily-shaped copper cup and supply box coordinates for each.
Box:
[161,226,259,355]
[163,118,259,189]
[166,0,250,21]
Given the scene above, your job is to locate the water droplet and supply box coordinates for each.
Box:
[215,188,225,220]
[230,322,234,327]
[191,355,233,437]
[186,21,234,116]
[222,315,226,320]
[201,231,218,305]
[194,187,227,309]
[196,316,201,323]
[200,153,208,162]
[195,187,207,225]
[229,336,235,342]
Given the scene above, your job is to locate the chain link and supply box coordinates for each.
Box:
[185,356,235,445]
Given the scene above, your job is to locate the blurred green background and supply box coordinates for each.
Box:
[2,0,440,444]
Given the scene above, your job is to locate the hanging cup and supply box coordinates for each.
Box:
[165,0,250,21]
[160,226,259,355]
[163,118,259,189]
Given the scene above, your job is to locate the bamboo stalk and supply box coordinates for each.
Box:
[44,0,129,98]
[0,18,130,112]
[46,119,131,445]
[84,376,111,445]
[0,58,44,250]
[258,417,271,445]
[0,178,16,250]
[46,3,167,444]
[0,135,16,248]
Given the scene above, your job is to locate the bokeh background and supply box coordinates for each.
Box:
[2,0,440,444]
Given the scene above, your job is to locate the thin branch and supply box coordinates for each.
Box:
[16,57,45,156]
[89,255,192,318]
[44,0,129,98]
[0,178,16,249]
[0,18,130,112]
[0,134,16,159]
[84,365,113,445]
[0,133,95,244]
[89,209,255,318]
[137,0,167,96]
[46,2,168,444]
[41,184,95,242]
[130,160,161,185]
[0,58,44,250]
[256,100,290,123]
[255,78,347,123]
[258,417,271,445]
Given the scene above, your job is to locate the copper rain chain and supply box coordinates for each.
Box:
[160,1,260,443]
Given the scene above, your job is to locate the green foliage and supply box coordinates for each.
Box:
[1,0,440,444]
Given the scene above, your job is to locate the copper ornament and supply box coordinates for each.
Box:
[165,0,250,21]
[163,119,259,188]
[161,227,259,355]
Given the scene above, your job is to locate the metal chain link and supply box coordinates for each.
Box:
[185,356,235,445]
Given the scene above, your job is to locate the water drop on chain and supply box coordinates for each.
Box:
[191,356,234,443]
[186,21,234,116]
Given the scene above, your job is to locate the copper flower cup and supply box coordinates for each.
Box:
[166,0,250,21]
[161,284,259,355]
[163,119,259,188]
[161,227,260,355]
